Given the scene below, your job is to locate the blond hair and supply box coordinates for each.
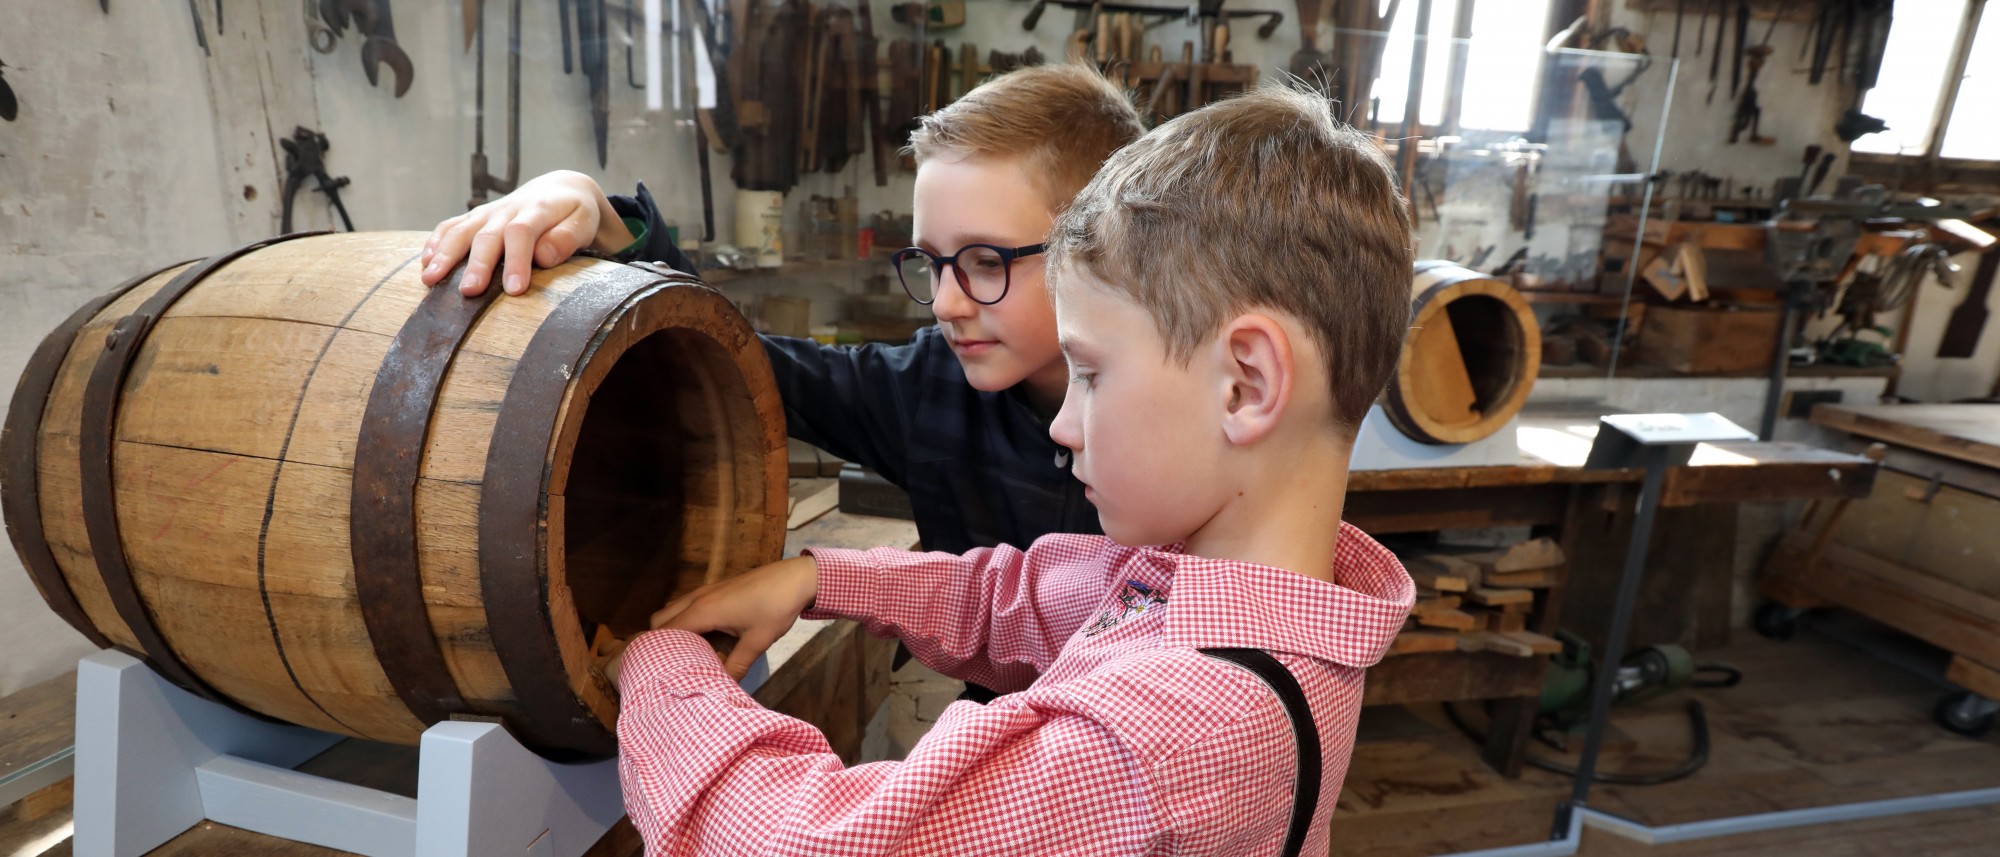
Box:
[1047,84,1414,434]
[908,63,1145,211]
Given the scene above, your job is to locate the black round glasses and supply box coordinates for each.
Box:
[890,243,1046,306]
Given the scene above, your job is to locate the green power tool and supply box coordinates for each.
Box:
[1449,629,1741,786]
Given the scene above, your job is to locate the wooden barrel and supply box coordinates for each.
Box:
[1,232,787,757]
[1382,262,1541,445]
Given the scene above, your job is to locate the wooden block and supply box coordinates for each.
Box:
[1410,595,1464,615]
[1416,609,1480,631]
[788,480,840,529]
[1455,633,1488,653]
[17,777,73,823]
[1485,568,1557,589]
[1403,556,1470,593]
[1501,600,1533,613]
[1388,631,1462,656]
[1471,631,1535,657]
[1493,538,1565,572]
[1946,655,2000,699]
[1501,630,1564,655]
[1494,611,1529,633]
[1467,587,1534,607]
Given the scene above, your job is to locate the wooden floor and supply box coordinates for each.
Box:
[1330,623,2000,856]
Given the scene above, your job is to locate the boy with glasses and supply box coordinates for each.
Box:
[608,84,1417,856]
[422,68,1144,693]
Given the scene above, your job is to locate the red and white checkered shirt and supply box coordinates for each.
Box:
[616,522,1414,855]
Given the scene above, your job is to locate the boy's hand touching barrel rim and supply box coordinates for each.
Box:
[421,170,638,298]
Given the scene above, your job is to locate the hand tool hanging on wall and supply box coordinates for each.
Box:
[625,0,641,88]
[1704,1,1725,104]
[1728,3,1783,145]
[856,0,889,186]
[1288,0,1326,91]
[1938,249,2000,360]
[560,0,575,72]
[187,0,211,56]
[0,56,17,122]
[1728,0,1747,97]
[574,0,611,167]
[1670,0,1685,57]
[328,0,414,97]
[467,0,522,206]
[1021,0,1283,40]
[309,0,340,53]
[280,126,355,232]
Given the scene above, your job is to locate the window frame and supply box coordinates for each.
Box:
[1849,0,1999,193]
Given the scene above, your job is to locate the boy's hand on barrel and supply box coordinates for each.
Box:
[420,170,637,298]
[646,556,820,681]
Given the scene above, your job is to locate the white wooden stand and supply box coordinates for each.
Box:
[70,648,763,857]
[1350,404,1522,471]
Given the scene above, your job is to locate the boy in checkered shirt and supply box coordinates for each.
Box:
[606,85,1418,855]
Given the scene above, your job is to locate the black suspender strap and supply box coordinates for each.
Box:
[1200,647,1321,857]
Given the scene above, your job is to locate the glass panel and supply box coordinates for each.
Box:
[1851,0,1968,155]
[1940,5,2000,160]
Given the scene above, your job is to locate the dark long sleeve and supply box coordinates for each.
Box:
[760,334,936,488]
[605,182,698,274]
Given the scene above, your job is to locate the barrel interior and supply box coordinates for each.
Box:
[1441,294,1527,416]
[563,327,745,642]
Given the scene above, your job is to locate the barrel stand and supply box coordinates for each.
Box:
[71,649,764,857]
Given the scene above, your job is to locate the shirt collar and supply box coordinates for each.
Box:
[1153,522,1415,668]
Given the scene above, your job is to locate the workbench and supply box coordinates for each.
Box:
[1761,403,2000,736]
[0,509,919,857]
[1349,403,1877,777]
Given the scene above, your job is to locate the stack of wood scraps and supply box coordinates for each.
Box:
[1388,538,1566,659]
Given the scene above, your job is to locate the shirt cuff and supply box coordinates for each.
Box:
[614,216,649,260]
[798,547,877,622]
[617,628,740,698]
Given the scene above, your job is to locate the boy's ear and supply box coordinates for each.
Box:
[1217,313,1293,447]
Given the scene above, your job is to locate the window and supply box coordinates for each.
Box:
[1851,0,1997,161]
[1370,0,1556,133]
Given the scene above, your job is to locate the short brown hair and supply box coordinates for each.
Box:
[1047,84,1413,434]
[909,63,1145,211]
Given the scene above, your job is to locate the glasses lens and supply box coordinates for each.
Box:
[896,251,937,303]
[959,245,1008,303]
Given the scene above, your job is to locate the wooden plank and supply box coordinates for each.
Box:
[1466,587,1534,607]
[1812,404,2000,472]
[1402,557,1470,592]
[1946,655,2000,700]
[1492,611,1528,634]
[786,480,839,530]
[1415,610,1480,631]
[1361,651,1547,706]
[0,673,75,792]
[1483,568,1557,589]
[1793,545,2000,667]
[1409,595,1464,614]
[1490,538,1564,572]
[1387,631,1463,656]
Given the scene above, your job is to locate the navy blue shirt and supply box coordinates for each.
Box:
[611,183,1101,555]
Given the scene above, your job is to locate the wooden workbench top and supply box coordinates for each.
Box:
[1812,403,2000,471]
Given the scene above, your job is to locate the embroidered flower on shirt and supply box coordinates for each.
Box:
[1082,579,1167,637]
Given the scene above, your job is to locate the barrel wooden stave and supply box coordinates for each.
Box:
[15,233,785,751]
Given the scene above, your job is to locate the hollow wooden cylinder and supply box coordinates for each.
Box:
[1,233,787,757]
[1382,262,1541,445]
